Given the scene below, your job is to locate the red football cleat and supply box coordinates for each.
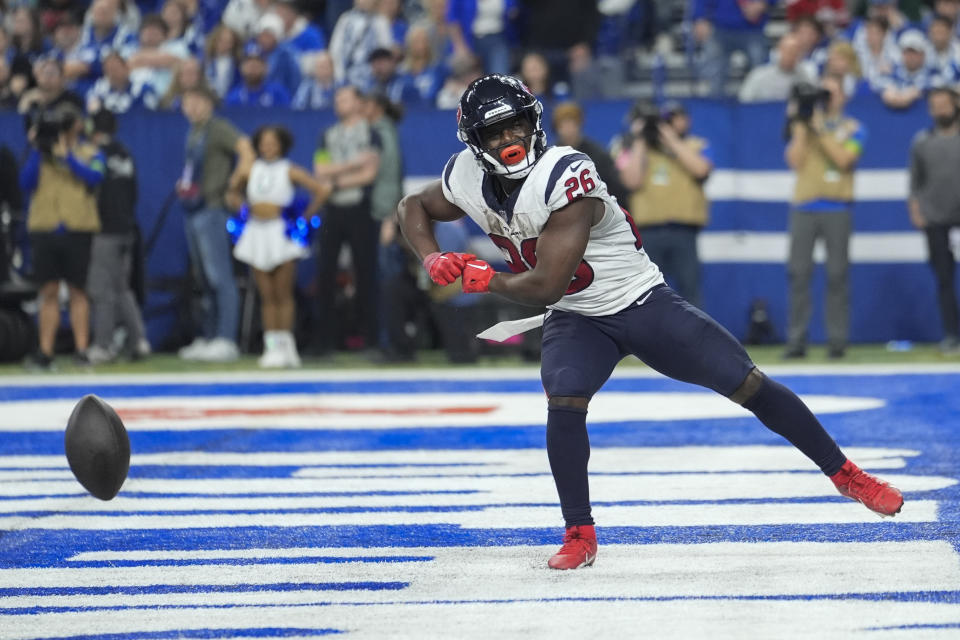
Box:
[830,460,904,517]
[548,525,598,570]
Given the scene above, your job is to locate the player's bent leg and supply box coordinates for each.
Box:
[627,287,903,517]
[545,395,598,570]
[731,367,904,517]
[731,367,846,474]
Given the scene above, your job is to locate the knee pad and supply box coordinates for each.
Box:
[729,367,766,406]
[542,366,593,400]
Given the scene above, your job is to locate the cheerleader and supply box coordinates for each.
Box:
[229,125,330,367]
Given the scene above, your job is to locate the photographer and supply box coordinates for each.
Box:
[783,75,865,359]
[19,103,104,370]
[616,101,713,307]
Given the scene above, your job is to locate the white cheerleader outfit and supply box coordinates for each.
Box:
[233,158,309,271]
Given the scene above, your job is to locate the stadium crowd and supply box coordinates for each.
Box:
[0,0,958,367]
[1,0,959,110]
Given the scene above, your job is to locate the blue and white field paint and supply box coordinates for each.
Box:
[0,364,959,639]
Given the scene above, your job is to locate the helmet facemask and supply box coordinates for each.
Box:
[459,103,547,179]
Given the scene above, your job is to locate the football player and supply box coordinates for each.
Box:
[397,75,904,570]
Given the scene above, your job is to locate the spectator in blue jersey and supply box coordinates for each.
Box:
[690,0,777,97]
[880,29,939,109]
[793,15,829,80]
[161,0,202,55]
[191,0,231,37]
[80,0,137,83]
[251,11,301,95]
[368,47,420,105]
[931,0,960,38]
[379,0,408,48]
[203,24,242,99]
[399,25,446,106]
[848,0,910,57]
[172,0,227,52]
[856,16,901,88]
[271,0,325,63]
[125,13,191,97]
[292,50,337,110]
[414,0,454,63]
[225,43,291,106]
[86,51,159,112]
[592,0,654,97]
[446,0,516,76]
[927,15,960,82]
[222,0,272,40]
[105,0,143,34]
[329,0,393,88]
[597,0,655,56]
[49,13,95,94]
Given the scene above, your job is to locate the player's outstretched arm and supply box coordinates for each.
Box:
[486,197,600,307]
[397,179,466,261]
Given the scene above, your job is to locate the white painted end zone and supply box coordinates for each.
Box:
[0,500,940,531]
[0,444,923,471]
[0,392,886,431]
[2,542,960,640]
[3,541,957,598]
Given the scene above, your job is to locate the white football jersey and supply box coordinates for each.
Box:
[441,145,663,316]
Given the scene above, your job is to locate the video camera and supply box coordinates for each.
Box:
[33,107,78,157]
[790,82,831,122]
[628,101,665,150]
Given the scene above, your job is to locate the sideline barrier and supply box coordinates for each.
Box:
[0,96,938,345]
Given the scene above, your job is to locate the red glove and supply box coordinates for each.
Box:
[422,251,476,286]
[461,259,495,293]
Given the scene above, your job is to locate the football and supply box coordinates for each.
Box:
[64,394,130,500]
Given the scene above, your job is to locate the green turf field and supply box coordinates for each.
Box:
[4,343,958,375]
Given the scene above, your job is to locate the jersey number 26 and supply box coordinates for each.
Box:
[564,169,595,203]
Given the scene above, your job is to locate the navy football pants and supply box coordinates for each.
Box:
[541,285,753,398]
[540,285,845,527]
